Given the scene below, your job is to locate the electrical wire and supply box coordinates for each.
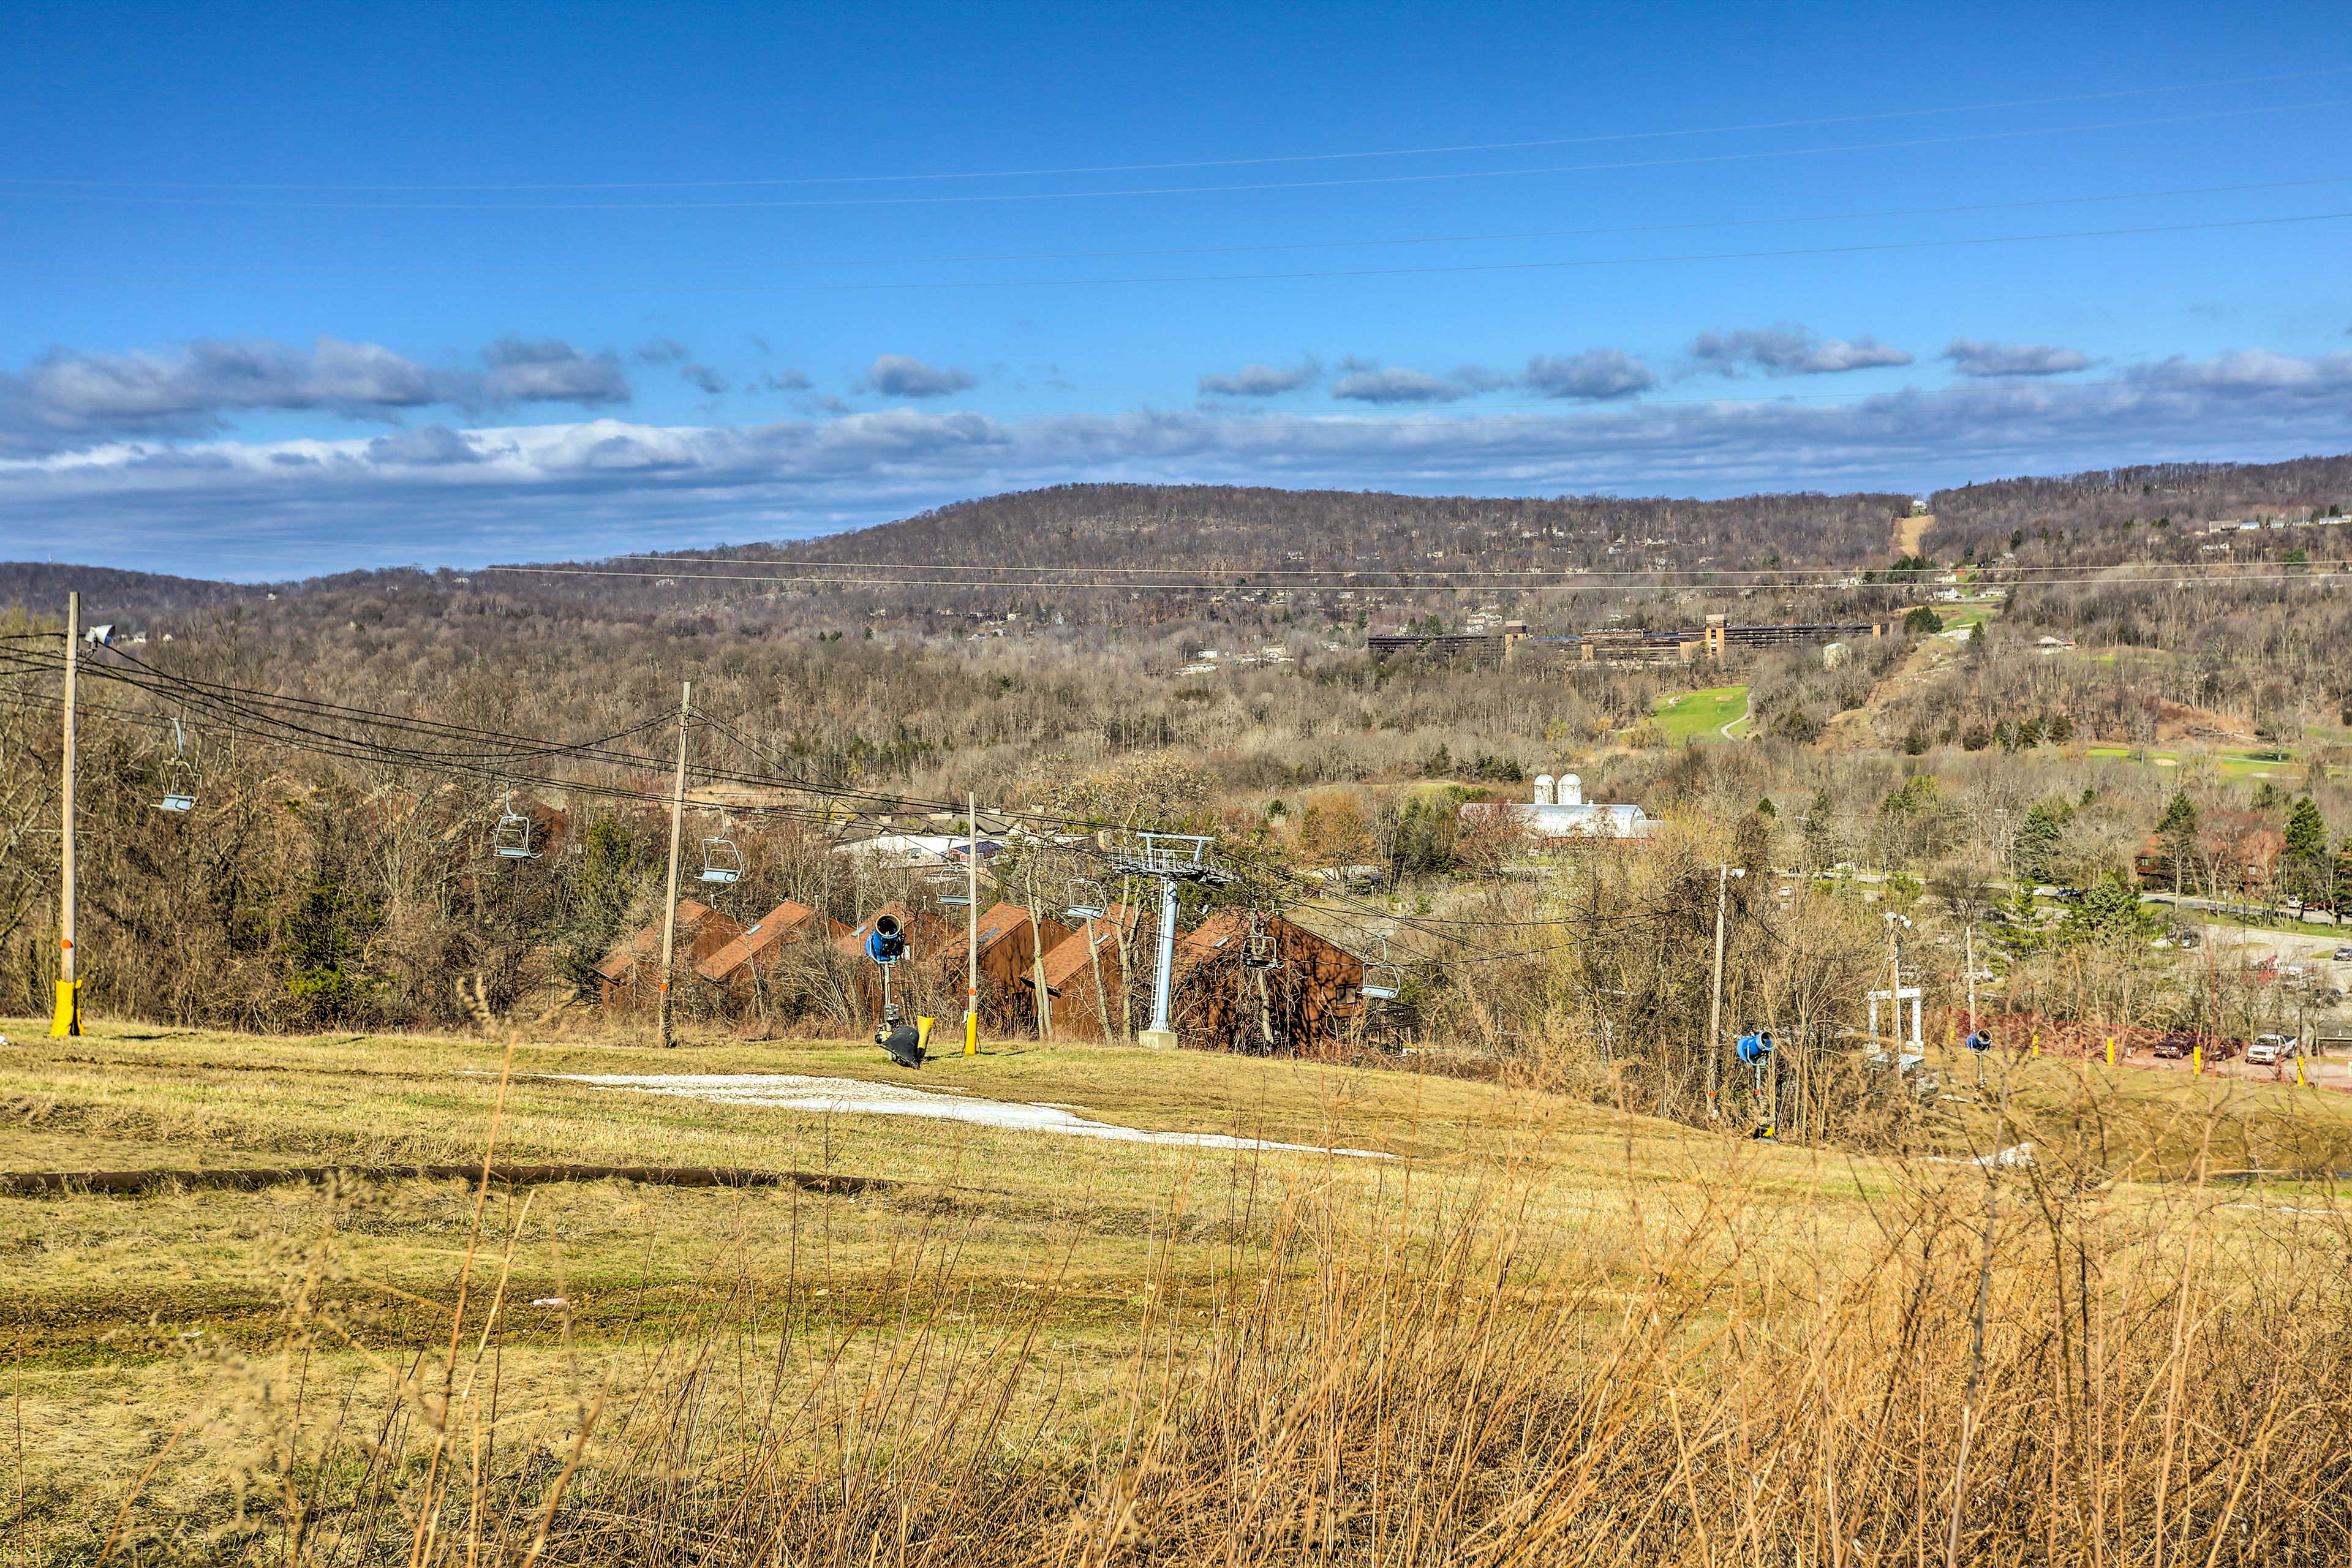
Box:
[11,100,2342,211]
[12,66,2343,191]
[4,636,2316,975]
[588,549,2348,582]
[477,562,2352,594]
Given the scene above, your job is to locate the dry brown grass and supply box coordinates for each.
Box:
[6,1024,2351,1563]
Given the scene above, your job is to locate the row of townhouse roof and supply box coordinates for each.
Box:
[592,897,1383,1052]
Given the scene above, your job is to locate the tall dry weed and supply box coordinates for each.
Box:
[43,1072,2352,1565]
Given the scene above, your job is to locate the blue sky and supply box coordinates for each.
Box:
[2,1,2350,578]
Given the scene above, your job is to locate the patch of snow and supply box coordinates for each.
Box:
[551,1073,1395,1159]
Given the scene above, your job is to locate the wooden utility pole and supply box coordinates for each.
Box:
[654,680,692,1049]
[51,593,80,1037]
[1705,863,1732,1120]
[965,792,980,1055]
[1024,858,1053,1041]
[1113,873,1136,1041]
[1085,908,1114,1047]
[1966,925,1976,1033]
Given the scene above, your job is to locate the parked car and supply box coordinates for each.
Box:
[2150,1033,2198,1060]
[2333,946,2352,962]
[2247,1035,2298,1067]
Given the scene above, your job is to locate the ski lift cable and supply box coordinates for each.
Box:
[39,660,1733,953]
[69,669,678,778]
[41,661,1708,942]
[84,644,682,763]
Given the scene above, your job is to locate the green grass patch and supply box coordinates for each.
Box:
[1934,601,2002,632]
[1653,685,1750,741]
[2084,745,2314,780]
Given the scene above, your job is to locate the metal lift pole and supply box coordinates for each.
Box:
[1144,872,1180,1049]
[655,680,692,1049]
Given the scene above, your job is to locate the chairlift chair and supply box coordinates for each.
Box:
[1241,919,1281,971]
[492,788,539,859]
[156,719,198,813]
[699,823,744,885]
[927,871,972,907]
[1065,878,1107,923]
[1361,937,1402,1003]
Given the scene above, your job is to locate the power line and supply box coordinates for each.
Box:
[584,550,2350,582]
[0,647,2194,970]
[11,66,2343,192]
[476,563,2352,594]
[10,100,2342,212]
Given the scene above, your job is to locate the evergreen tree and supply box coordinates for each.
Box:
[2156,791,2198,896]
[2284,796,2332,908]
[2059,873,2160,947]
[2009,797,2068,886]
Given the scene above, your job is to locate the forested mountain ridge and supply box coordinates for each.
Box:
[10,456,2351,621]
[1928,453,2352,554]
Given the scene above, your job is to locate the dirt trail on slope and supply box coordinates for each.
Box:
[1892,511,1934,557]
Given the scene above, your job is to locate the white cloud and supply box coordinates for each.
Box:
[1198,355,1321,398]
[0,336,440,446]
[858,355,976,399]
[2127,347,2351,392]
[1691,324,1913,376]
[363,425,484,466]
[1942,338,2092,378]
[7,349,2351,576]
[0,333,645,456]
[1330,364,1474,404]
[1521,349,1656,402]
[479,338,631,406]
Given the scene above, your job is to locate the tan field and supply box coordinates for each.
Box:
[6,1020,2351,1563]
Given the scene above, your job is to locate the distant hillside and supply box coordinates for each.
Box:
[1928,453,2352,552]
[0,561,258,621]
[640,482,1906,575]
[484,482,1914,624]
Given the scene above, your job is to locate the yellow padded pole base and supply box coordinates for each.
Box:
[48,979,79,1037]
[963,1012,978,1055]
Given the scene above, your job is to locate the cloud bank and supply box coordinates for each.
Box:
[0,334,631,454]
[1943,338,2093,377]
[1329,350,1656,405]
[8,348,2350,578]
